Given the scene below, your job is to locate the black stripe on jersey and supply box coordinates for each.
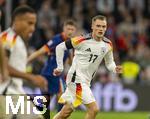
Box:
[5,49,11,58]
[65,39,73,49]
[71,71,76,82]
[86,37,92,40]
[102,38,111,44]
[2,80,12,95]
[92,71,96,78]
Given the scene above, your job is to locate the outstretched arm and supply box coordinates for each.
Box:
[27,45,49,63]
[104,50,122,73]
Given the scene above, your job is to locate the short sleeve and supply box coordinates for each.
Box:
[0,32,17,52]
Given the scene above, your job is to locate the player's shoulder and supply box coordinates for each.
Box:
[80,33,92,40]
[72,33,92,41]
[102,37,113,48]
[0,28,10,37]
[102,37,112,43]
[46,33,62,47]
[54,33,61,38]
[102,37,112,44]
[71,33,92,46]
[52,33,62,42]
[0,28,18,43]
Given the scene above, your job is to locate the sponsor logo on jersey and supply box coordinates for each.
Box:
[85,48,91,52]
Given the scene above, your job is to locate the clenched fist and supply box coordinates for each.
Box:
[53,68,63,76]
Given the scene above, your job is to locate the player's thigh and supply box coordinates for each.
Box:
[82,83,96,105]
[58,86,74,104]
[58,83,96,108]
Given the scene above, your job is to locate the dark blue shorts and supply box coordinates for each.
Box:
[42,74,66,95]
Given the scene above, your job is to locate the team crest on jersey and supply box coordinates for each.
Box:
[101,47,106,53]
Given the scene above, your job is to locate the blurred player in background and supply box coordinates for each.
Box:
[0,5,47,119]
[28,19,77,112]
[53,15,123,119]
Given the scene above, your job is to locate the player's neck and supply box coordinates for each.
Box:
[11,26,27,45]
[11,25,21,39]
[92,33,103,42]
[62,32,68,40]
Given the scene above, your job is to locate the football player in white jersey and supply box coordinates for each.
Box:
[0,5,47,119]
[53,15,123,119]
[0,5,47,94]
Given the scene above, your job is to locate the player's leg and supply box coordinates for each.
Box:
[53,82,77,119]
[56,77,66,112]
[53,103,73,119]
[56,92,63,112]
[81,83,99,119]
[84,101,99,119]
[37,75,52,119]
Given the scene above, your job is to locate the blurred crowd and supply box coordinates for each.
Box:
[0,0,150,85]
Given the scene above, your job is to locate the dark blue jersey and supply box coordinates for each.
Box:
[41,33,70,76]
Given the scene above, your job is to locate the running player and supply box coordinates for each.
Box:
[28,19,77,111]
[0,5,47,119]
[53,15,123,119]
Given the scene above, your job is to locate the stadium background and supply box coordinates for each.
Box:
[0,0,150,118]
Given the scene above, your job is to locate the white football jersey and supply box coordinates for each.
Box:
[65,34,116,86]
[0,28,27,94]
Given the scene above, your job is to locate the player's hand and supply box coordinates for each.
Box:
[115,65,123,73]
[29,75,48,90]
[53,68,63,76]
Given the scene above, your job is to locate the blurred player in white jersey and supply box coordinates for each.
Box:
[53,15,123,119]
[0,5,47,94]
[0,5,47,119]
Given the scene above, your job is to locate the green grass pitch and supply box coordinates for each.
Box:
[51,111,150,119]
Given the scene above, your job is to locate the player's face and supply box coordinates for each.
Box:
[14,13,37,40]
[63,25,76,38]
[92,19,107,39]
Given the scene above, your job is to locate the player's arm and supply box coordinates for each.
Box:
[53,39,74,76]
[53,36,85,76]
[104,50,122,73]
[4,48,47,89]
[65,50,74,66]
[28,38,58,63]
[104,50,116,72]
[0,34,47,89]
[27,45,50,63]
[0,42,8,82]
[7,63,47,89]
